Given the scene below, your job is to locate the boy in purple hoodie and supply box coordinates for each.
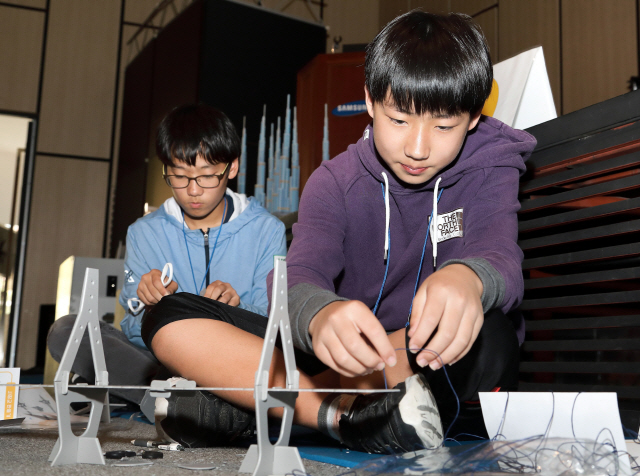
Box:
[142,11,536,454]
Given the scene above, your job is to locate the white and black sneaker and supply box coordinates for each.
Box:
[338,374,443,454]
[154,378,255,448]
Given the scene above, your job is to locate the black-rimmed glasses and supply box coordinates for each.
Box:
[163,163,230,189]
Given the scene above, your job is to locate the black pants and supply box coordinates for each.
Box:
[406,308,520,438]
[143,293,520,437]
[48,314,162,404]
[142,293,328,377]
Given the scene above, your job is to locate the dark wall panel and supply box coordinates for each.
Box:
[110,41,155,257]
[199,0,326,196]
[150,0,203,140]
[111,0,325,252]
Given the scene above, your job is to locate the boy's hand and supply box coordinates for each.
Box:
[408,264,484,370]
[137,269,178,306]
[309,300,397,378]
[203,280,240,306]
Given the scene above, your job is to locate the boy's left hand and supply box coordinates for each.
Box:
[203,280,241,306]
[407,264,484,369]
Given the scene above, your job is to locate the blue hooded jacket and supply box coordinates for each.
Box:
[120,190,287,349]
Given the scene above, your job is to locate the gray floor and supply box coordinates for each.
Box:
[0,418,348,476]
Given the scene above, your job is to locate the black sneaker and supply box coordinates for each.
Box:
[338,374,443,454]
[159,390,256,448]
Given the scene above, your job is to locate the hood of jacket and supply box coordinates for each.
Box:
[356,115,533,193]
[150,189,260,243]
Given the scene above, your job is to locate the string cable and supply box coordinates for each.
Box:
[182,197,227,295]
[342,391,635,475]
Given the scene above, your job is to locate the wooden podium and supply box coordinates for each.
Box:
[296,52,372,193]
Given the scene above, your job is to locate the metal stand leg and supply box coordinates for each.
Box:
[240,256,305,476]
[49,268,110,466]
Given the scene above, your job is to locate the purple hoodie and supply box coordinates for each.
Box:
[271,116,536,353]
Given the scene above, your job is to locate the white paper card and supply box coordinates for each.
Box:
[15,386,89,428]
[0,368,20,420]
[491,46,557,129]
[512,47,557,130]
[16,385,57,424]
[480,392,629,471]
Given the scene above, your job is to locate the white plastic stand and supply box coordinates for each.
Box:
[239,256,305,476]
[49,268,110,466]
[49,258,305,473]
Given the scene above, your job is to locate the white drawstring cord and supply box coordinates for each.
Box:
[381,172,390,260]
[431,177,442,268]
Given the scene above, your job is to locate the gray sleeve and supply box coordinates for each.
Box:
[439,258,505,313]
[288,283,348,354]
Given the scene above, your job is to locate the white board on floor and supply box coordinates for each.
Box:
[479,392,629,471]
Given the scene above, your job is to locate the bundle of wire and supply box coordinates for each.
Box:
[340,391,637,476]
[343,437,632,475]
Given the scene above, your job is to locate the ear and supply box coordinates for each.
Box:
[228,157,239,180]
[364,86,375,120]
[467,110,482,131]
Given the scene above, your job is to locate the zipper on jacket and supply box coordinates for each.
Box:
[202,228,210,288]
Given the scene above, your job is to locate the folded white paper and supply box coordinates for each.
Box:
[480,392,629,471]
[490,46,557,130]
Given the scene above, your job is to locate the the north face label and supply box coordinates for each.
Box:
[433,208,463,243]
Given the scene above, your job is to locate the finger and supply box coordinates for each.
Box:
[137,284,157,306]
[418,302,468,368]
[204,283,224,300]
[221,292,240,306]
[316,335,367,377]
[316,344,362,378]
[148,279,168,302]
[317,304,386,371]
[137,270,163,304]
[424,325,470,370]
[152,274,171,297]
[166,281,178,294]
[324,325,373,376]
[337,329,386,372]
[408,292,444,354]
[450,313,484,365]
[202,285,212,299]
[217,291,232,304]
[408,286,427,339]
[352,318,397,368]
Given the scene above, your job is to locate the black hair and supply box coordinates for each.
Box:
[365,11,493,116]
[156,103,240,167]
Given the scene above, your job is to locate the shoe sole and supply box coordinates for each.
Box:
[398,374,444,448]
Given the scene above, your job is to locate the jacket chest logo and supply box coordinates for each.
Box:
[432,208,463,243]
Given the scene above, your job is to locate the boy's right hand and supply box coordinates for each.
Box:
[136,269,178,307]
[308,300,397,377]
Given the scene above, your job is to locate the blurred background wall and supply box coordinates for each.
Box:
[0,0,637,369]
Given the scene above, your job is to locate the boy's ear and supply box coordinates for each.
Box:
[467,110,482,131]
[228,157,239,180]
[364,86,375,119]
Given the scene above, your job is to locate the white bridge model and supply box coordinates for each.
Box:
[27,256,396,475]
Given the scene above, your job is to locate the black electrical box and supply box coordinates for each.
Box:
[106,275,118,297]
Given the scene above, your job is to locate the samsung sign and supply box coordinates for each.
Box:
[332,100,368,117]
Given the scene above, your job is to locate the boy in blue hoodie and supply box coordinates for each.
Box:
[142,12,536,453]
[48,104,286,405]
[120,104,286,344]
